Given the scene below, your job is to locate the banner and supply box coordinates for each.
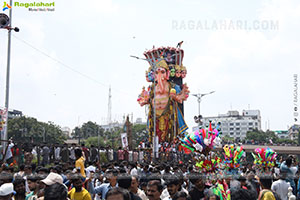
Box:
[120,133,128,148]
[0,108,8,134]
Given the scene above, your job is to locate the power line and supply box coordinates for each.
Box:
[11,34,136,98]
[12,34,107,87]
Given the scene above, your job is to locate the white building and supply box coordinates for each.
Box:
[274,130,289,139]
[101,122,123,132]
[62,127,72,138]
[101,118,146,132]
[134,118,147,125]
[135,118,143,124]
[200,110,261,140]
[288,124,300,140]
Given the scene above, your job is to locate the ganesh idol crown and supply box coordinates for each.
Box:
[137,44,190,143]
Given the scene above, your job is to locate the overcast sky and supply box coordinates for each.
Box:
[0,0,299,131]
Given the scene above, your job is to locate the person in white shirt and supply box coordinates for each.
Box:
[139,150,144,163]
[130,163,138,176]
[107,146,114,161]
[129,151,133,162]
[85,162,96,178]
[130,175,148,200]
[272,171,290,200]
[4,140,14,164]
[69,144,76,162]
[280,156,298,194]
[55,145,61,161]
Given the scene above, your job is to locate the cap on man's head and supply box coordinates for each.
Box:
[0,183,16,196]
[41,172,63,185]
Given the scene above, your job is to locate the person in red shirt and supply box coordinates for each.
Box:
[118,147,125,161]
[124,149,129,161]
[81,143,90,163]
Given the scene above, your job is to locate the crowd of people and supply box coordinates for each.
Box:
[1,140,192,167]
[0,140,300,200]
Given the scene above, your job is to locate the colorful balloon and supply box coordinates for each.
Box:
[181,121,222,154]
[223,144,244,170]
[196,152,222,173]
[252,147,277,169]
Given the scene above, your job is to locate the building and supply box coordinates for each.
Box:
[0,108,22,119]
[101,118,146,132]
[200,109,261,140]
[135,118,143,124]
[1,109,22,130]
[134,118,147,125]
[274,130,289,139]
[65,139,79,144]
[288,124,300,140]
[62,126,72,138]
[101,122,124,132]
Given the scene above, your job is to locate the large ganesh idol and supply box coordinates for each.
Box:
[137,46,190,142]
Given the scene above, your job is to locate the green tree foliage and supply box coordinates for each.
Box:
[81,121,104,138]
[75,121,147,149]
[246,129,296,144]
[83,123,147,149]
[276,138,297,144]
[246,129,272,143]
[8,116,67,144]
[105,128,122,149]
[84,129,121,149]
[72,121,104,139]
[72,127,81,139]
[222,135,235,142]
[84,136,103,147]
[73,121,121,149]
[131,124,147,148]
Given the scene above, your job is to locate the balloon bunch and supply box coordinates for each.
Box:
[223,144,244,170]
[252,147,277,168]
[196,152,222,173]
[180,121,222,154]
[212,179,231,200]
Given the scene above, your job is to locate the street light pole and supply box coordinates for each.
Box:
[192,91,215,125]
[197,97,201,118]
[1,0,13,153]
[153,70,157,162]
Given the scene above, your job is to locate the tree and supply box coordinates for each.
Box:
[84,130,121,149]
[276,138,297,144]
[72,127,81,139]
[81,121,104,138]
[107,127,122,149]
[81,122,147,149]
[222,135,235,143]
[246,129,260,142]
[72,121,104,139]
[131,124,147,148]
[85,136,106,147]
[246,129,296,144]
[245,129,275,143]
[8,116,67,144]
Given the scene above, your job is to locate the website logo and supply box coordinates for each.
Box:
[14,1,55,12]
[2,1,11,11]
